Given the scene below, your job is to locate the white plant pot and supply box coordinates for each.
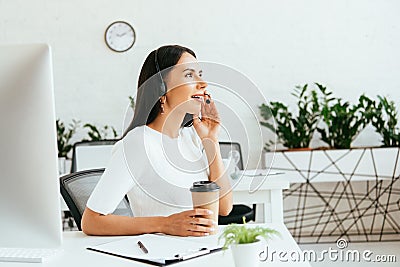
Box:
[265,147,400,183]
[230,240,262,267]
[58,157,72,175]
[58,157,66,175]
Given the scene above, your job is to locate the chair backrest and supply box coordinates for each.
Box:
[59,168,133,231]
[70,139,119,173]
[219,141,243,170]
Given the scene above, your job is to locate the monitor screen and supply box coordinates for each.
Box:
[0,43,62,248]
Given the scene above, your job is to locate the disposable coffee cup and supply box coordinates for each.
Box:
[190,181,220,234]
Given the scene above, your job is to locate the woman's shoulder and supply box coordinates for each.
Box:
[117,126,147,149]
[124,125,146,139]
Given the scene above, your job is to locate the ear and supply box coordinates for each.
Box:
[160,95,166,103]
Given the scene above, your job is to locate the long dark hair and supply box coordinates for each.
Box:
[123,45,196,137]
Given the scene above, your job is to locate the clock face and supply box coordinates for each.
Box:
[105,21,136,52]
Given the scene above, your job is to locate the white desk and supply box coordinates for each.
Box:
[230,175,289,223]
[0,224,310,267]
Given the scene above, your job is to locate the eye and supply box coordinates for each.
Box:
[185,72,193,78]
[199,72,203,77]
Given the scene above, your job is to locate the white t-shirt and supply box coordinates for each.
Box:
[86,125,209,217]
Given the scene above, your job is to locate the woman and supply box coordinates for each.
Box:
[82,45,232,236]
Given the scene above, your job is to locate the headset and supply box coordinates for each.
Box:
[154,48,167,95]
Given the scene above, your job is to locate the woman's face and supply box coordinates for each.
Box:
[164,52,208,115]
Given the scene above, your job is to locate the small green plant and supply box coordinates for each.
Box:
[317,92,373,149]
[56,119,80,158]
[218,217,280,249]
[82,123,118,141]
[129,96,135,110]
[259,83,324,150]
[370,95,400,147]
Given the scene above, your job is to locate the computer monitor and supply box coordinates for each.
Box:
[0,44,62,249]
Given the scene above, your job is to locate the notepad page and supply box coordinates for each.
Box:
[88,234,221,261]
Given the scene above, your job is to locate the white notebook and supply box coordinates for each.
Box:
[87,234,222,266]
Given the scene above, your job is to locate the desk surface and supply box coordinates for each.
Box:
[0,224,310,267]
[231,175,289,193]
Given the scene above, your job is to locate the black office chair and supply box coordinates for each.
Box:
[218,142,256,225]
[70,139,119,173]
[60,168,133,231]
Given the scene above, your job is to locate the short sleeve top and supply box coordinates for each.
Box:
[86,125,209,217]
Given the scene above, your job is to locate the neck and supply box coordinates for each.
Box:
[147,109,186,138]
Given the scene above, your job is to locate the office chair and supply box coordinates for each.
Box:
[70,139,118,173]
[60,168,133,231]
[218,142,256,225]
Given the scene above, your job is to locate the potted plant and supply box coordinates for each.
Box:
[259,83,325,151]
[219,218,279,267]
[261,85,400,243]
[369,95,400,147]
[82,123,118,141]
[317,93,373,149]
[56,119,80,174]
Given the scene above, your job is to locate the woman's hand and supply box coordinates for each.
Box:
[193,97,220,141]
[162,209,216,237]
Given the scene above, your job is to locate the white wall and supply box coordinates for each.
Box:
[1,0,399,167]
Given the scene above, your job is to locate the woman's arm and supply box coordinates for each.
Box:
[81,207,216,236]
[202,138,233,216]
[193,97,233,216]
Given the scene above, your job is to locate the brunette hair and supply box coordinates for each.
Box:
[123,45,196,137]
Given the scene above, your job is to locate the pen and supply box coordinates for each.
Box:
[137,240,148,254]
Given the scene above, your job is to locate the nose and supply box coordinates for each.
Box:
[195,74,207,90]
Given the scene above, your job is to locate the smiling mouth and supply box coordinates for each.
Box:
[191,94,204,102]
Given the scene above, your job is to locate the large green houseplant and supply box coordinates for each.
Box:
[317,93,374,149]
[369,95,400,147]
[259,84,324,150]
[260,86,400,243]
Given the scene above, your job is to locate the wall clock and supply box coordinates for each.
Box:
[104,21,136,52]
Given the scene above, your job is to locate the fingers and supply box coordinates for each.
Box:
[192,114,202,130]
[165,209,217,237]
[187,231,210,237]
[187,208,214,217]
[201,101,207,117]
[207,100,220,120]
[200,95,220,123]
[185,209,216,235]
[191,216,216,227]
[192,114,200,123]
[187,224,215,234]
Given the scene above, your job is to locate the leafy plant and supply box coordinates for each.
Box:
[259,84,324,150]
[317,90,373,149]
[56,119,80,158]
[129,96,135,110]
[369,95,400,147]
[218,217,280,249]
[82,123,118,141]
